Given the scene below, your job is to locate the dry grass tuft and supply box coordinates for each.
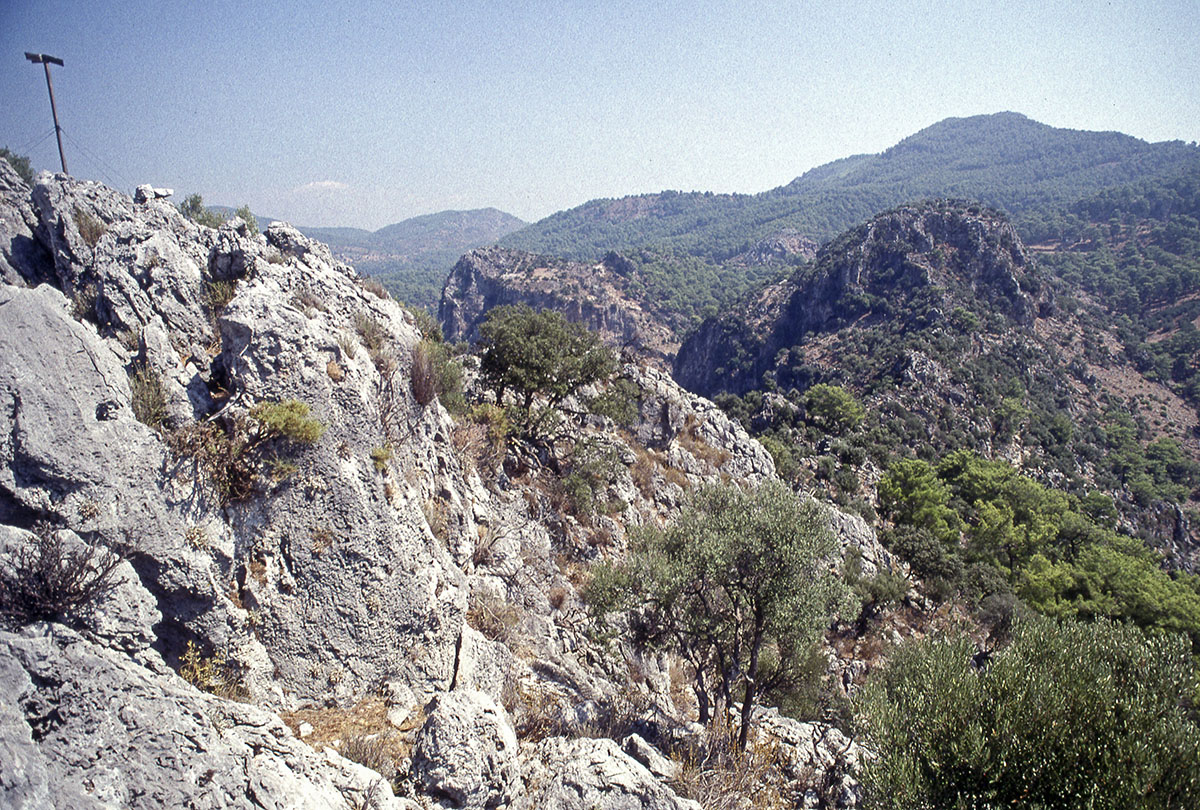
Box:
[281,697,413,781]
[670,721,789,810]
[466,590,523,643]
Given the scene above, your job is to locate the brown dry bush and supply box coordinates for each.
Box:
[670,721,789,810]
[130,363,169,429]
[466,590,523,643]
[358,276,389,299]
[0,523,122,628]
[410,340,437,405]
[73,206,107,247]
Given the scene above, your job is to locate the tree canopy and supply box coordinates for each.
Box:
[478,304,616,436]
[856,616,1200,809]
[587,480,852,749]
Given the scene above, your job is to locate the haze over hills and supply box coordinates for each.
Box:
[501,113,1200,262]
[212,206,528,310]
[297,207,527,309]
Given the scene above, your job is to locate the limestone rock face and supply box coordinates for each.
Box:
[0,624,400,810]
[438,247,678,364]
[0,162,49,287]
[753,708,864,808]
[133,184,173,203]
[515,736,700,810]
[628,364,775,481]
[410,690,520,810]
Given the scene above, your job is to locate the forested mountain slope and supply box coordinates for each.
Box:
[673,192,1200,609]
[502,112,1198,265]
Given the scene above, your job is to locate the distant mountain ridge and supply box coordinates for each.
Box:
[501,112,1200,261]
[299,208,527,309]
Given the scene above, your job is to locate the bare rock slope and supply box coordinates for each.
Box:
[0,163,876,808]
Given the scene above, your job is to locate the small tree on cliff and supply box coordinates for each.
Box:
[588,480,852,749]
[478,305,616,437]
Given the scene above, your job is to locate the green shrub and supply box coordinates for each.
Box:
[370,444,393,472]
[1,146,34,185]
[561,438,623,520]
[588,480,853,749]
[179,193,226,228]
[479,305,616,438]
[587,376,640,427]
[205,280,236,320]
[250,400,326,444]
[856,616,1200,809]
[130,364,168,429]
[178,640,246,700]
[468,403,510,453]
[234,204,258,235]
[804,383,864,434]
[407,305,442,341]
[411,339,465,412]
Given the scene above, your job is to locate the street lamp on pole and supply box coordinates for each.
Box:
[24,52,68,175]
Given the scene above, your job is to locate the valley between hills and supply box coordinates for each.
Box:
[1,111,1198,808]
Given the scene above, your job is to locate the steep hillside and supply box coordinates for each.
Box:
[0,166,882,808]
[502,113,1199,263]
[676,199,1200,584]
[675,200,1051,397]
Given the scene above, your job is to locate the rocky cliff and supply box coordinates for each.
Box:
[674,201,1052,398]
[0,164,884,808]
[439,247,679,364]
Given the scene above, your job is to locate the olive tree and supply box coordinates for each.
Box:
[588,480,852,749]
[478,305,616,437]
[856,616,1200,809]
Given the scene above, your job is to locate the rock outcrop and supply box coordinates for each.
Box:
[439,247,679,364]
[674,200,1053,397]
[0,167,873,807]
[410,690,520,809]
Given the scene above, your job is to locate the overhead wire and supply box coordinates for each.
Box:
[13,127,58,155]
[61,129,136,191]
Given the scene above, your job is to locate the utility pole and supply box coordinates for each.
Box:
[24,52,67,174]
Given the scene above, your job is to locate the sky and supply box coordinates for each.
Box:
[2,0,1199,230]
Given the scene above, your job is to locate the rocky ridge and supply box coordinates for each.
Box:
[0,163,884,808]
[439,247,680,364]
[674,200,1052,398]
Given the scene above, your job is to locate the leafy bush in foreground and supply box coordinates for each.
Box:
[856,616,1200,809]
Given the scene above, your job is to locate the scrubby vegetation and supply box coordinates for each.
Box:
[856,616,1200,809]
[179,193,226,228]
[0,523,122,628]
[169,399,326,503]
[587,480,852,749]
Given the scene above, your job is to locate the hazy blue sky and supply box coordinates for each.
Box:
[3,1,1198,229]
